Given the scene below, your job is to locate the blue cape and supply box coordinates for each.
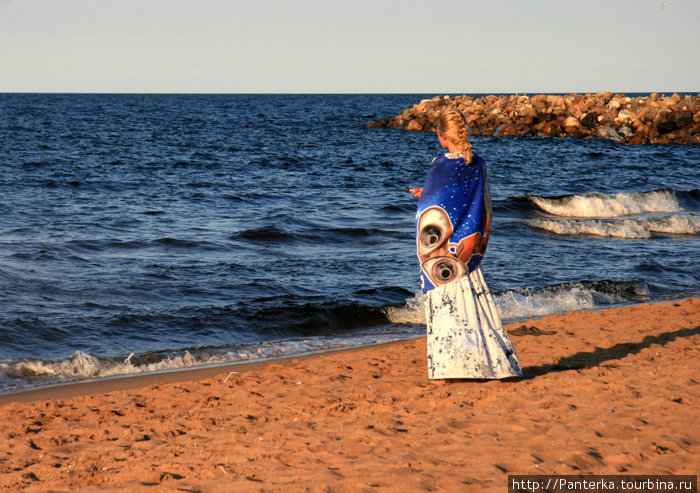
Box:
[416,153,491,292]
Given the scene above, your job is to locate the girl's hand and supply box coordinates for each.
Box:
[409,187,423,198]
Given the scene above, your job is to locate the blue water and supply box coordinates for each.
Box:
[1,93,698,393]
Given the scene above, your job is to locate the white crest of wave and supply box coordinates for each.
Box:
[532,190,683,218]
[645,214,700,235]
[386,283,635,326]
[494,288,598,320]
[1,335,427,386]
[117,351,199,375]
[529,213,699,239]
[0,351,103,378]
[384,292,426,325]
[0,350,200,380]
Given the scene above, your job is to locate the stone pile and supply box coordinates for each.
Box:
[367,93,700,144]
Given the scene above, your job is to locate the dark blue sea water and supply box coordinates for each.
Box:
[1,94,698,393]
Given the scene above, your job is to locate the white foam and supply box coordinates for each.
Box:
[528,214,699,239]
[0,350,201,380]
[0,332,421,390]
[494,288,598,320]
[385,281,638,326]
[2,351,103,378]
[645,214,700,235]
[384,292,425,324]
[531,190,684,218]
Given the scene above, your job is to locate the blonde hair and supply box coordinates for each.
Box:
[437,109,473,164]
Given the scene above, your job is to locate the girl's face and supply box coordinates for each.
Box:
[437,133,450,149]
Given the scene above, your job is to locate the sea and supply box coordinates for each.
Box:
[1,93,698,394]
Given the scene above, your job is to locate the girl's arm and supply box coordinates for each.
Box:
[405,187,423,198]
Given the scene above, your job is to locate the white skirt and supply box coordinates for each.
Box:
[425,265,522,379]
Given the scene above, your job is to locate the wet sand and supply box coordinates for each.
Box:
[1,298,698,492]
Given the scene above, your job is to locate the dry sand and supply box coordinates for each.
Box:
[1,298,698,492]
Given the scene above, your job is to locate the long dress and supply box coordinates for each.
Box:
[425,265,521,379]
[417,152,522,380]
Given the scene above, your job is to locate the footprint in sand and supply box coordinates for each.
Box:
[508,325,558,336]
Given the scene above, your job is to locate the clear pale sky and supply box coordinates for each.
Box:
[1,0,698,93]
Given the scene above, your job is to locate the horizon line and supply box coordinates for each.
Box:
[1,90,698,96]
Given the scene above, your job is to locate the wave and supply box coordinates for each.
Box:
[243,301,393,338]
[0,330,419,393]
[383,292,425,324]
[384,279,648,325]
[529,189,685,218]
[494,280,648,320]
[528,213,700,239]
[0,279,649,393]
[230,225,297,242]
[230,224,405,245]
[0,350,198,381]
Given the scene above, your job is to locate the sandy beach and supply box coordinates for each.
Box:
[1,298,698,492]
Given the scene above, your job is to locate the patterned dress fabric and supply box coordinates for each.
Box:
[417,153,522,379]
[416,153,490,293]
[425,266,522,379]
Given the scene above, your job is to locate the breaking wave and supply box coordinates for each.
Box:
[530,190,684,218]
[494,280,648,320]
[384,280,648,325]
[1,278,649,393]
[0,330,419,393]
[528,213,700,239]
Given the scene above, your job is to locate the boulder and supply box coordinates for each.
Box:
[564,116,581,129]
[406,119,424,131]
[580,113,598,129]
[466,114,480,126]
[536,112,556,123]
[628,133,645,145]
[367,118,389,129]
[615,109,636,124]
[597,126,624,142]
[674,110,693,128]
[618,125,634,138]
[540,121,563,137]
[596,92,614,104]
[655,110,676,134]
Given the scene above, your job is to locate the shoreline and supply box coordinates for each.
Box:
[0,340,414,405]
[1,297,689,403]
[1,298,698,491]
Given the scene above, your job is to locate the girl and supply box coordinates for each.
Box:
[414,109,522,384]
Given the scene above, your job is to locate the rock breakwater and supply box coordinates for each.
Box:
[367,93,700,144]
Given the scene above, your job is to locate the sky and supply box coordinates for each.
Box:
[1,0,698,94]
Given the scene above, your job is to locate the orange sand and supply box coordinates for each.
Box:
[1,298,698,492]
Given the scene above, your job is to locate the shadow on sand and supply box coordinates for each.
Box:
[521,325,700,380]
